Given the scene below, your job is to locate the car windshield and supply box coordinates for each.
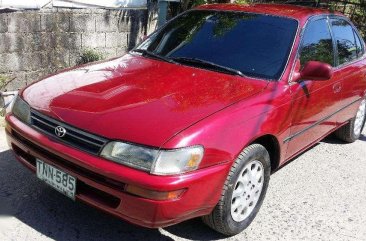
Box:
[135,10,298,80]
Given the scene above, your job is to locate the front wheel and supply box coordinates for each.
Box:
[335,98,366,143]
[202,144,271,236]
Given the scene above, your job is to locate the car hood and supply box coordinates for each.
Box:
[23,54,268,147]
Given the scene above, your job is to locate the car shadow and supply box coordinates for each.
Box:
[271,142,320,175]
[320,134,347,144]
[164,219,227,241]
[0,149,227,241]
[321,133,366,144]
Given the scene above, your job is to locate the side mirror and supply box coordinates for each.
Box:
[298,61,333,82]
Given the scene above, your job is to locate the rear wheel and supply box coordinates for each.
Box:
[202,144,271,236]
[335,98,366,143]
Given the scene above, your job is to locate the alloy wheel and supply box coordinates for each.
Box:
[230,160,264,222]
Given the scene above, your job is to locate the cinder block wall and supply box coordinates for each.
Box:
[0,7,157,91]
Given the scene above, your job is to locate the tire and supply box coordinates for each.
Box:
[335,98,366,143]
[202,144,271,236]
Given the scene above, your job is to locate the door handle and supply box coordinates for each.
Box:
[333,83,342,93]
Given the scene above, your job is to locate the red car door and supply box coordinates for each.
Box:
[286,17,342,158]
[329,17,366,124]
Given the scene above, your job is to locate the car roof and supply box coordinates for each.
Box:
[196,4,344,24]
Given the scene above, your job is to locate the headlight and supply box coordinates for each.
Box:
[100,142,204,175]
[100,142,159,171]
[12,96,31,124]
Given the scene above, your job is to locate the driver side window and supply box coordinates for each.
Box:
[300,18,335,68]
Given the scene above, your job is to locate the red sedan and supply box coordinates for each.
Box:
[5,3,366,236]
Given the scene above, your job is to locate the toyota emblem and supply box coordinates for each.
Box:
[55,126,67,137]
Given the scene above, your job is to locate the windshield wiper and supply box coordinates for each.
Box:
[132,49,175,64]
[170,57,246,77]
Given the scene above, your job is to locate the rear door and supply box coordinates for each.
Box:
[286,17,342,158]
[329,17,366,124]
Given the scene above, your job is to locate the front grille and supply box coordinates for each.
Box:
[30,110,108,155]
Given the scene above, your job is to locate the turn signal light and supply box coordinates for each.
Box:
[125,185,186,201]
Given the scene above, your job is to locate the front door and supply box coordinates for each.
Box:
[286,17,342,158]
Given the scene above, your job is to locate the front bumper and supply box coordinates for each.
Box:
[5,114,230,228]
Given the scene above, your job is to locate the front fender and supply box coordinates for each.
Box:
[161,81,293,169]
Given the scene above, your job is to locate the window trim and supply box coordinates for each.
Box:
[326,16,339,67]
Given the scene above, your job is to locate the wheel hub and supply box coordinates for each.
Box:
[230,160,264,222]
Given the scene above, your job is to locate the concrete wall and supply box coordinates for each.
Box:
[0,6,157,91]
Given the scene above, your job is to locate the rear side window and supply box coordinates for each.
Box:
[354,30,365,58]
[300,18,334,68]
[330,18,358,65]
